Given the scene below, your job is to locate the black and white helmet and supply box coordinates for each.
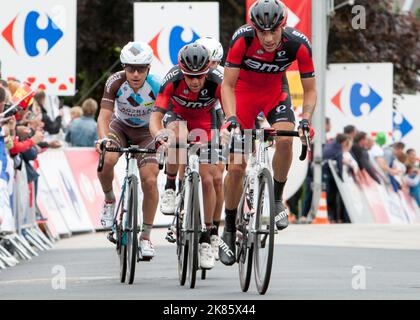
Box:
[249,0,288,31]
[178,43,211,75]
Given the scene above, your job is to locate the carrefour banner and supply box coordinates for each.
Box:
[393,94,419,151]
[134,2,219,77]
[0,0,77,95]
[326,63,393,137]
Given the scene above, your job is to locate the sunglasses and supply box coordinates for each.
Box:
[123,64,149,73]
[183,73,207,79]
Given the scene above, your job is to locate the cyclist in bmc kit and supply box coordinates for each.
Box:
[195,36,225,260]
[96,41,161,260]
[219,0,317,265]
[149,43,225,269]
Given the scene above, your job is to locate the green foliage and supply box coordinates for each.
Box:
[328,0,420,94]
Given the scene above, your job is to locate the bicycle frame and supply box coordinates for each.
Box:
[181,149,207,236]
[244,133,273,238]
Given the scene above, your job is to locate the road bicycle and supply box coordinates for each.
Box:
[164,142,215,289]
[233,128,309,295]
[97,142,157,285]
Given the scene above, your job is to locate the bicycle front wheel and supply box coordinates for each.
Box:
[117,223,127,283]
[237,179,253,292]
[187,172,200,289]
[177,189,188,286]
[253,168,275,295]
[126,175,139,285]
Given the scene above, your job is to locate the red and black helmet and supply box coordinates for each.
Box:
[178,43,211,75]
[249,0,288,31]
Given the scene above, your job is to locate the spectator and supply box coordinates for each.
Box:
[406,149,419,167]
[325,117,333,143]
[383,142,405,167]
[65,98,98,147]
[405,165,420,206]
[32,90,63,135]
[351,131,381,184]
[344,125,358,140]
[70,106,83,121]
[366,135,399,180]
[323,133,352,223]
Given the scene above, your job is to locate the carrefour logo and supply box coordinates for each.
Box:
[331,83,383,117]
[148,25,200,66]
[1,11,63,57]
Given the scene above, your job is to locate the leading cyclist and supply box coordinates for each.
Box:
[96,41,161,260]
[220,0,317,265]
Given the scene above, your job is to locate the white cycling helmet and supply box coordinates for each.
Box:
[120,41,153,65]
[195,36,223,62]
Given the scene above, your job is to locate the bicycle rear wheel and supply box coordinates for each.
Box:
[126,175,139,285]
[177,189,188,286]
[237,180,253,292]
[253,168,275,295]
[187,172,200,289]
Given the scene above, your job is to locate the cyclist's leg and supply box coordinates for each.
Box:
[126,126,160,257]
[97,117,125,227]
[161,114,188,214]
[198,163,218,269]
[213,163,224,228]
[265,89,296,230]
[97,117,126,196]
[220,90,256,265]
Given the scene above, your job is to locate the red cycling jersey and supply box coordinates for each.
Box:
[225,24,315,129]
[154,66,224,141]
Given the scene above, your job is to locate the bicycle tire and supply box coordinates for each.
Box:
[237,179,253,292]
[177,188,188,286]
[253,168,275,295]
[187,172,200,289]
[126,175,139,285]
[201,269,206,280]
[117,223,127,283]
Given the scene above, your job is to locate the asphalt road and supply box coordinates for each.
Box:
[1,224,420,300]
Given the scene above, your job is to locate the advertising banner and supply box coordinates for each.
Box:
[326,63,393,137]
[134,2,219,77]
[0,0,77,95]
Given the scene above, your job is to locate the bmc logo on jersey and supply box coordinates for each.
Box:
[331,83,383,118]
[1,11,63,57]
[244,58,292,74]
[173,96,215,109]
[149,26,200,66]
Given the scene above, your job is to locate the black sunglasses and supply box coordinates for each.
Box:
[123,64,149,73]
[183,73,207,79]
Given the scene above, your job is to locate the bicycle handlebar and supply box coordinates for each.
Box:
[225,127,310,161]
[97,141,157,173]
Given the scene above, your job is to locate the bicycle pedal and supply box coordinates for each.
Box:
[138,256,152,262]
[107,232,117,244]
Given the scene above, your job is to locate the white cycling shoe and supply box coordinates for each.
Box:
[100,201,115,228]
[199,242,215,270]
[139,238,155,259]
[210,235,220,261]
[160,189,176,215]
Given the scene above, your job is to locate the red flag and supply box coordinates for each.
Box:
[11,82,35,109]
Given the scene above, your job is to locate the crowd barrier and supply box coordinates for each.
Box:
[329,160,420,224]
[2,148,419,269]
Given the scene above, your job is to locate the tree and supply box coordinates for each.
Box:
[328,0,420,94]
[72,0,245,106]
